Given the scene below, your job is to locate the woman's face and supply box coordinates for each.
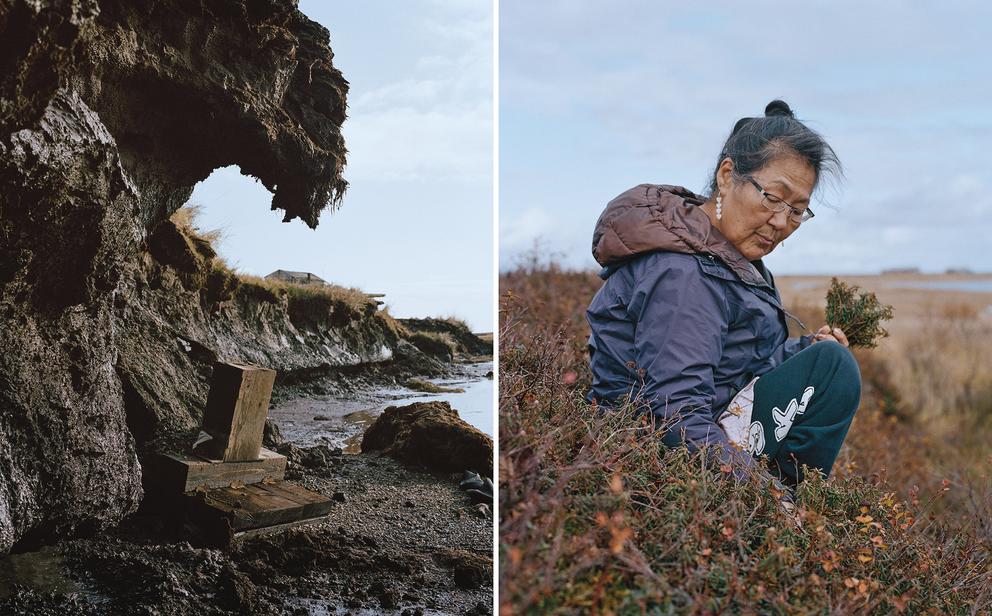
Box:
[714,154,815,261]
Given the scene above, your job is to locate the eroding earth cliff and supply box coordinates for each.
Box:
[0,0,356,553]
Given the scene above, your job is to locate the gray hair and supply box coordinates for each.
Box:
[709,99,842,195]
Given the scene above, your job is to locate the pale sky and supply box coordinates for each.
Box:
[500,1,992,275]
[188,1,494,331]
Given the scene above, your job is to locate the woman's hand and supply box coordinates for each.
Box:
[813,325,849,347]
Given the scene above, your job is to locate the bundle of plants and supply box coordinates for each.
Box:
[825,278,894,349]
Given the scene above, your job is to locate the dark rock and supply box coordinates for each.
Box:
[373,582,400,609]
[333,491,347,503]
[276,442,303,463]
[465,601,492,615]
[0,87,144,552]
[313,414,332,421]
[459,471,484,490]
[275,442,344,472]
[437,549,492,590]
[300,445,341,469]
[262,419,285,449]
[465,489,492,505]
[217,564,260,614]
[404,499,415,508]
[361,402,493,474]
[462,476,493,505]
[0,0,355,552]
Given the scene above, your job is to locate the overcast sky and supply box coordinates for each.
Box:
[189,1,493,331]
[500,1,992,275]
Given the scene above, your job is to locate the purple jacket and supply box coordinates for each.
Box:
[586,184,813,460]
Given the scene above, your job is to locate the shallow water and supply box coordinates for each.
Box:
[270,362,494,452]
[883,279,992,292]
[786,277,992,293]
[375,364,494,436]
[0,545,105,603]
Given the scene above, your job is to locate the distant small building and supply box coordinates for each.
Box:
[881,267,920,275]
[945,267,973,275]
[265,270,327,286]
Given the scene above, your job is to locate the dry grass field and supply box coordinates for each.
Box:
[778,274,992,445]
[499,263,992,614]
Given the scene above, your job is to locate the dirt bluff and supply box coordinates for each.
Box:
[0,0,356,551]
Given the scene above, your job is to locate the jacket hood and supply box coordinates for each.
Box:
[592,183,768,287]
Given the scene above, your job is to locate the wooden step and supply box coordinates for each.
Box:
[185,480,334,532]
[144,448,287,493]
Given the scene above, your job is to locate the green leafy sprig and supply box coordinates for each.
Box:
[824,278,895,349]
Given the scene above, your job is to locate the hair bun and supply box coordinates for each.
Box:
[765,99,794,118]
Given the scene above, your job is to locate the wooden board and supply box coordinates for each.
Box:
[249,481,333,520]
[196,361,276,462]
[186,480,334,531]
[232,515,331,541]
[145,448,286,493]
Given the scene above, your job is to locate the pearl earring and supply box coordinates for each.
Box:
[716,194,723,221]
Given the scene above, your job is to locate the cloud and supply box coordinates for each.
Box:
[343,1,492,183]
[346,103,491,182]
[499,207,554,252]
[500,1,992,273]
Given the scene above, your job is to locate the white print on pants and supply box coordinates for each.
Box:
[772,386,816,442]
[720,382,815,456]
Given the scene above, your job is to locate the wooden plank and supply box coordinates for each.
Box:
[206,484,303,513]
[200,485,305,530]
[186,481,334,532]
[196,361,276,462]
[145,448,286,493]
[225,366,275,461]
[252,482,334,519]
[232,515,330,542]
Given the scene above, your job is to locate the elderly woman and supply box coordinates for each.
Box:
[586,100,860,491]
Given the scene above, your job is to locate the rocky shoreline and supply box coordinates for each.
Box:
[270,360,493,452]
[0,371,494,616]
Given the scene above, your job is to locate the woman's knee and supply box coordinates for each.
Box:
[812,340,862,410]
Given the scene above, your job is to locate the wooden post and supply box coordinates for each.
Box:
[194,361,276,462]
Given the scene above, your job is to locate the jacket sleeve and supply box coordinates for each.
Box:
[627,254,755,468]
[777,334,815,363]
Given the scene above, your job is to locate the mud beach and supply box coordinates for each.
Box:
[0,357,495,616]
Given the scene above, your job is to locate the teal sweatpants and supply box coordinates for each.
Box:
[748,340,861,485]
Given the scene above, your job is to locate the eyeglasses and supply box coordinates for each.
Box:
[745,176,814,224]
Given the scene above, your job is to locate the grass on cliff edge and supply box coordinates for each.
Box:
[169,205,381,324]
[499,264,992,615]
[238,273,375,315]
[169,206,471,341]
